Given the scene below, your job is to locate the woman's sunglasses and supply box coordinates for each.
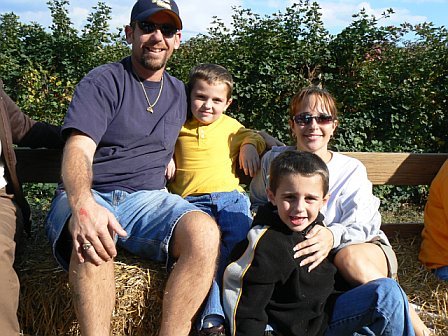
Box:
[135,21,178,38]
[292,113,334,126]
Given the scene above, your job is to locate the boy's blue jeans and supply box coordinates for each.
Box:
[185,190,252,329]
[325,278,415,335]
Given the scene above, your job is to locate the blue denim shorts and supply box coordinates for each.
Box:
[45,189,202,271]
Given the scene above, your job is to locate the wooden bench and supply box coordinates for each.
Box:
[15,148,448,234]
[341,152,448,237]
[14,148,448,335]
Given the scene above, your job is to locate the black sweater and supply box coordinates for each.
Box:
[223,203,338,336]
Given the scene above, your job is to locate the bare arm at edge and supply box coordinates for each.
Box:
[62,130,127,265]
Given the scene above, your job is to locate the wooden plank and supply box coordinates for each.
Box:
[14,149,448,186]
[381,223,423,238]
[342,152,448,185]
[15,148,62,183]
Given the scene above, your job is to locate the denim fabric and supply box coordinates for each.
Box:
[186,191,252,329]
[433,266,448,281]
[45,189,202,271]
[325,278,415,336]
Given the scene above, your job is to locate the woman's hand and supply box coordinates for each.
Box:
[293,226,334,271]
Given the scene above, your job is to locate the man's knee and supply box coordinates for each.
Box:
[172,211,220,259]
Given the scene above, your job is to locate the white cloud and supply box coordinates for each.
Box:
[180,0,242,39]
[286,1,431,34]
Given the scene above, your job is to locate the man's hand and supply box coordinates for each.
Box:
[70,197,127,265]
[293,226,334,272]
[239,143,261,177]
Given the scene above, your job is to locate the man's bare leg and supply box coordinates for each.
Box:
[159,211,220,336]
[69,251,115,336]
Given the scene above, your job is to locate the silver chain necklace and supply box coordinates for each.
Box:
[133,69,164,113]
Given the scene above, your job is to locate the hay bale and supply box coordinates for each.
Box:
[391,233,448,335]
[16,229,167,336]
[16,216,447,335]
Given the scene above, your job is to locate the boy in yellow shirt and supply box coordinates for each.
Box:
[168,63,265,335]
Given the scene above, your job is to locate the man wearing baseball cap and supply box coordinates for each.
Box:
[45,1,220,335]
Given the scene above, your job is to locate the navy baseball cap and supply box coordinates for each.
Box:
[130,0,182,30]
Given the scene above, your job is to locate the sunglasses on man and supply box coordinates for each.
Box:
[135,21,178,38]
[292,113,334,126]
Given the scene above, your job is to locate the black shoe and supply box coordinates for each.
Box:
[198,325,226,336]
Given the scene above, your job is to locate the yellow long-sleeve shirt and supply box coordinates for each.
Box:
[419,160,448,269]
[168,115,265,198]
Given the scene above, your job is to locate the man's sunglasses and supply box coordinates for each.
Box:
[135,21,178,38]
[292,113,334,126]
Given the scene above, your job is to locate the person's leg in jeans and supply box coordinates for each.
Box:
[47,189,219,336]
[433,266,448,280]
[187,191,252,332]
[213,191,251,282]
[325,278,415,336]
[0,190,23,335]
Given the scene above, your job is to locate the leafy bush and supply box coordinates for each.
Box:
[0,0,129,124]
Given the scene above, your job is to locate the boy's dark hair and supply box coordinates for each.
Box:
[188,63,233,100]
[269,150,329,195]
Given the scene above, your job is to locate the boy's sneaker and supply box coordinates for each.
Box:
[197,325,226,336]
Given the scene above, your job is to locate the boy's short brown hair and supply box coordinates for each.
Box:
[269,150,329,196]
[188,63,233,100]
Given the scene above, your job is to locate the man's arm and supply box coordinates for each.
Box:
[62,130,126,265]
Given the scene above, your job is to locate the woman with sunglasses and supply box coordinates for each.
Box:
[249,86,430,336]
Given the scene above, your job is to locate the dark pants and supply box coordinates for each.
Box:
[0,187,23,335]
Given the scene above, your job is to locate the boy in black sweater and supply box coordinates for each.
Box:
[223,150,415,336]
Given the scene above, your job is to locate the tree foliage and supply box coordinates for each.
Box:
[0,0,129,123]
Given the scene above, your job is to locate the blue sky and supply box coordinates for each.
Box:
[0,0,446,40]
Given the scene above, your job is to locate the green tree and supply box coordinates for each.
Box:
[0,0,129,124]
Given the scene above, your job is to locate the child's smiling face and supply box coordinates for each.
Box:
[267,172,329,232]
[190,79,232,125]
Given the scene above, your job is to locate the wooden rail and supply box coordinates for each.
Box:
[342,152,448,186]
[15,148,448,237]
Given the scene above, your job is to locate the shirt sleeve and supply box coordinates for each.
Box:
[326,161,384,249]
[1,86,35,144]
[62,69,116,144]
[235,282,275,336]
[229,123,266,159]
